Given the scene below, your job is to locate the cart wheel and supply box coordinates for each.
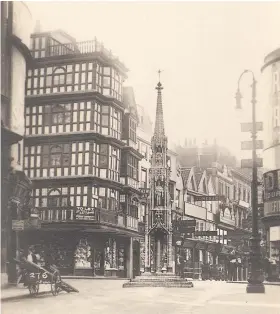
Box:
[28,283,39,296]
[51,273,61,296]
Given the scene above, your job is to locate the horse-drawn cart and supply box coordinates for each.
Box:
[15,258,79,297]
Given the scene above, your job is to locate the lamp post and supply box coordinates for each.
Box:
[235,70,265,293]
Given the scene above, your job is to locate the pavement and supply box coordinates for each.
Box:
[1,279,280,314]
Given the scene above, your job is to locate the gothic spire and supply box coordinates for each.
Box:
[154,70,165,137]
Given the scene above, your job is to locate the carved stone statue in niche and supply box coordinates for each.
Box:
[156,145,162,153]
[154,179,165,207]
[155,152,163,166]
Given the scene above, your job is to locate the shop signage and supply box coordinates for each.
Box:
[241,158,263,168]
[241,140,263,150]
[263,170,280,201]
[193,195,223,202]
[139,188,150,198]
[12,219,41,230]
[177,219,196,227]
[76,207,96,221]
[241,122,263,132]
[12,220,24,231]
[178,226,196,234]
[195,231,217,236]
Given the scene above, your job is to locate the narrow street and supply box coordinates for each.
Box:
[2,280,280,314]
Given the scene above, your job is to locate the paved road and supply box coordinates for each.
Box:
[2,280,280,314]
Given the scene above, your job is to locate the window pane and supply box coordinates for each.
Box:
[101,115,109,126]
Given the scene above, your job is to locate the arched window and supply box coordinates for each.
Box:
[48,189,61,207]
[53,67,66,92]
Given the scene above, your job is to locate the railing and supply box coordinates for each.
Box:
[42,39,119,62]
[37,208,140,232]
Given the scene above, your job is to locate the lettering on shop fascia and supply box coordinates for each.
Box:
[76,206,96,220]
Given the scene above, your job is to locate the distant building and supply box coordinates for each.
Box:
[180,163,252,280]
[261,47,280,276]
[176,140,237,169]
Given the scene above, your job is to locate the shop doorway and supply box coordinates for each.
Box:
[133,240,140,278]
[94,249,105,276]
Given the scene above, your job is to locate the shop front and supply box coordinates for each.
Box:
[180,238,221,279]
[21,228,139,278]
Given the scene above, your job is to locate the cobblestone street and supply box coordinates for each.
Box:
[2,280,280,314]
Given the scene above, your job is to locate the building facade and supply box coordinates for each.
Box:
[23,29,144,278]
[1,1,33,283]
[178,162,253,280]
[261,47,280,278]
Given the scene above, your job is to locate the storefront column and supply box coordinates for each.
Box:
[127,237,133,279]
[112,239,117,269]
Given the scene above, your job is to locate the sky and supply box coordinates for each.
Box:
[26,1,280,158]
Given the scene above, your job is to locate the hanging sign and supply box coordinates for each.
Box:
[241,122,263,132]
[12,220,24,231]
[241,140,263,150]
[241,158,263,168]
[193,195,223,202]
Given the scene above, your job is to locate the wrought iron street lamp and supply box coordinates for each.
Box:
[235,70,265,293]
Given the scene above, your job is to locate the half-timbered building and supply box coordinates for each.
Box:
[23,29,143,277]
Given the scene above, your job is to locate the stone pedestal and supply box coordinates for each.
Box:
[104,268,118,277]
[123,273,194,288]
[74,268,93,276]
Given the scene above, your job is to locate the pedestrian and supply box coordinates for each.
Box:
[27,247,38,264]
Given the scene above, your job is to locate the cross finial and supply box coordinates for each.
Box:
[158,69,162,82]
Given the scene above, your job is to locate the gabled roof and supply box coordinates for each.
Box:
[194,168,208,194]
[181,167,191,188]
[181,167,198,192]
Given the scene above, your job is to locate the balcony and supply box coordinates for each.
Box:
[38,207,139,232]
[35,38,125,67]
